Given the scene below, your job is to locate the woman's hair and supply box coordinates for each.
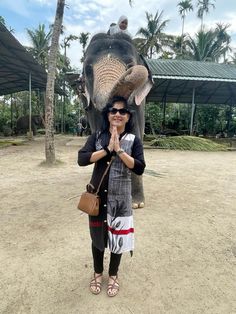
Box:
[101,96,133,133]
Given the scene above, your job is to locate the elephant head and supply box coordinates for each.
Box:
[81,32,153,134]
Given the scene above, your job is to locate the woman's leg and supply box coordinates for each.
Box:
[90,243,104,294]
[107,252,122,297]
[108,252,122,276]
[92,243,104,274]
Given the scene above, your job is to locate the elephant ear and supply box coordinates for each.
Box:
[129,80,153,106]
[83,86,90,108]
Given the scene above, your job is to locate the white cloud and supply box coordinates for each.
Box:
[2,0,236,69]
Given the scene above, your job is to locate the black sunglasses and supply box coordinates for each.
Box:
[109,108,130,115]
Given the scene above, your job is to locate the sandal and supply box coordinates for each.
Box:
[107,276,119,297]
[90,273,102,295]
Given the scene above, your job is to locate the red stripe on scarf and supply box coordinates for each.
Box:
[108,226,134,235]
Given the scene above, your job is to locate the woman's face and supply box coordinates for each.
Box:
[108,101,130,129]
[119,19,128,30]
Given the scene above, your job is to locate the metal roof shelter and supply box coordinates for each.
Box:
[0,22,64,135]
[66,59,236,106]
[146,59,236,133]
[146,59,236,105]
[0,22,63,96]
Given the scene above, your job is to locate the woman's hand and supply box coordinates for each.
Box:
[111,126,121,152]
[108,126,120,152]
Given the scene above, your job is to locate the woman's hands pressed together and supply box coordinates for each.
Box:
[108,126,120,153]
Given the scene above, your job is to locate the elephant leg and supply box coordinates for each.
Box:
[131,173,145,208]
[32,124,37,135]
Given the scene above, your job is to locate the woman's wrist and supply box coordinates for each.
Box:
[117,148,125,156]
[104,146,111,155]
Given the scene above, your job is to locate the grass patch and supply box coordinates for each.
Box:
[0,139,25,148]
[149,136,229,151]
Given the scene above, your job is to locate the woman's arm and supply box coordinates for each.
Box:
[78,133,110,166]
[130,137,146,175]
[116,136,145,175]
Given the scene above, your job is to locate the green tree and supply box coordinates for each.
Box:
[135,11,171,58]
[185,25,231,62]
[45,0,65,164]
[215,22,231,62]
[79,32,90,63]
[197,0,216,31]
[177,0,193,54]
[26,24,52,67]
[0,16,6,25]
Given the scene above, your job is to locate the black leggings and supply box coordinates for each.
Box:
[92,243,122,276]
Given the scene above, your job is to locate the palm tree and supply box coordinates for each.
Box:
[0,16,6,25]
[185,25,231,62]
[62,35,78,69]
[177,0,193,54]
[79,32,90,62]
[0,16,14,32]
[197,0,216,31]
[45,0,65,164]
[135,11,170,58]
[215,22,231,62]
[230,52,236,64]
[26,24,52,67]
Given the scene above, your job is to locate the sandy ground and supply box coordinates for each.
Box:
[0,135,236,314]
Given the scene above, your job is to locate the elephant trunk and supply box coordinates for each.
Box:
[93,55,126,110]
[110,65,149,100]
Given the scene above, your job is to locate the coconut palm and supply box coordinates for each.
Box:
[79,32,90,63]
[215,22,231,62]
[177,0,193,54]
[185,24,231,62]
[230,52,236,64]
[45,0,65,164]
[0,16,6,25]
[61,35,78,69]
[26,24,52,67]
[197,0,216,31]
[135,10,170,59]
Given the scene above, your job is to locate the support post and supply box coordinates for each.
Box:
[10,94,13,134]
[28,72,33,139]
[162,94,167,132]
[190,87,195,136]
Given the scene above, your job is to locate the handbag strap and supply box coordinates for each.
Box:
[96,156,115,194]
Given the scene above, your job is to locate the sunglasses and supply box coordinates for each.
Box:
[109,108,130,115]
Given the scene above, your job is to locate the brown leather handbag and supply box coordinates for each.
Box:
[77,157,114,216]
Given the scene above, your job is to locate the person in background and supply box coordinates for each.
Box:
[107,22,117,35]
[78,96,145,297]
[109,15,132,37]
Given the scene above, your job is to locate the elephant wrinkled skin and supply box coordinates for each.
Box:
[80,32,153,205]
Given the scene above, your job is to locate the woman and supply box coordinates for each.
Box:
[78,96,145,297]
[109,15,132,37]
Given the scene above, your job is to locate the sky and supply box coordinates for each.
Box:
[1,0,236,71]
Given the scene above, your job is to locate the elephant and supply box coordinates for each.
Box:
[78,32,153,207]
[15,114,44,135]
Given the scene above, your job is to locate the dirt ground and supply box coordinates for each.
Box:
[0,135,236,314]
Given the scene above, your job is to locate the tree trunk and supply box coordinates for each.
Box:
[180,16,185,55]
[45,0,65,164]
